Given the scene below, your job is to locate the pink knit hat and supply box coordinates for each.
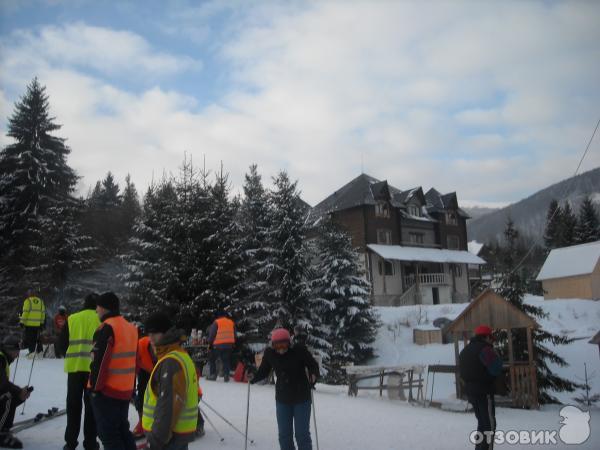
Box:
[271,328,291,344]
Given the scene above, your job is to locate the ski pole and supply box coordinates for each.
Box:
[244,382,250,450]
[11,350,20,383]
[306,369,320,450]
[201,399,255,445]
[199,407,225,442]
[21,330,39,415]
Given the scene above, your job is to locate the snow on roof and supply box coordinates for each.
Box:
[536,240,600,281]
[468,240,484,256]
[367,244,486,265]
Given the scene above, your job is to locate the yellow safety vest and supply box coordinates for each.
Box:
[64,309,101,373]
[20,296,46,327]
[142,350,198,434]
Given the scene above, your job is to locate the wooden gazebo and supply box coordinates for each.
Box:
[447,289,539,409]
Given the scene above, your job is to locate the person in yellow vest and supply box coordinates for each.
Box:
[206,311,235,382]
[89,292,137,450]
[0,335,32,449]
[19,289,46,358]
[142,312,198,450]
[58,293,101,450]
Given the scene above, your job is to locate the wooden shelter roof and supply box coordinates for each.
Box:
[447,289,538,333]
[589,331,600,345]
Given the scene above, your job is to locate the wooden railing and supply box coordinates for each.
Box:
[404,273,447,287]
[509,365,538,409]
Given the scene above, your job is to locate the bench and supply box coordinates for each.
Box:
[344,365,425,402]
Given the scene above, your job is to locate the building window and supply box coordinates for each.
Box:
[446,211,457,225]
[378,260,395,276]
[408,232,424,245]
[375,201,390,218]
[377,229,392,244]
[447,235,460,250]
[408,204,421,217]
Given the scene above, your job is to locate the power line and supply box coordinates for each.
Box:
[509,117,600,275]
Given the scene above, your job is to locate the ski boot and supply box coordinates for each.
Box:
[0,432,23,449]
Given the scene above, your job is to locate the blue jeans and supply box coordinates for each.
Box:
[209,346,232,379]
[275,400,312,450]
[90,393,136,450]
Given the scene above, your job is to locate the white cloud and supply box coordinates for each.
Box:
[1,2,599,206]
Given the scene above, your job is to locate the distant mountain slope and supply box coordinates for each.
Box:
[467,167,600,244]
[463,206,500,221]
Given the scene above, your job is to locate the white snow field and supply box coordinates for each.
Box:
[9,297,600,449]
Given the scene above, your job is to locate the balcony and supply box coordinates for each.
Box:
[404,273,447,287]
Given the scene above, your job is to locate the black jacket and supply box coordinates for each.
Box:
[459,336,502,396]
[0,349,22,397]
[252,346,319,404]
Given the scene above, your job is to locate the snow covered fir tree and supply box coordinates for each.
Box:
[497,218,580,403]
[311,219,378,383]
[0,78,92,316]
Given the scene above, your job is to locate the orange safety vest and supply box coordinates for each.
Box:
[213,317,235,345]
[137,336,154,373]
[102,316,138,399]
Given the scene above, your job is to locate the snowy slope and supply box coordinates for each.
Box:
[8,297,600,450]
[372,296,600,405]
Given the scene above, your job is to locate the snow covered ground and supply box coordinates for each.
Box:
[9,296,600,449]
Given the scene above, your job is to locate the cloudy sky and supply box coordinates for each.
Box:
[1,0,599,207]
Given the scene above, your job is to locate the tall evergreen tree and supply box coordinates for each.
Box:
[0,78,88,298]
[574,195,600,244]
[497,218,579,403]
[560,202,577,247]
[264,172,313,334]
[543,199,563,250]
[312,219,378,383]
[232,165,272,337]
[120,174,142,240]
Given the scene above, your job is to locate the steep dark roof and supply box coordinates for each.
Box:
[310,173,402,218]
[425,188,470,218]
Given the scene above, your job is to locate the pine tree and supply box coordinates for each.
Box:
[498,218,580,403]
[0,78,88,298]
[232,165,272,337]
[264,172,313,336]
[312,219,378,383]
[574,196,600,244]
[560,202,577,247]
[120,174,141,237]
[543,199,563,250]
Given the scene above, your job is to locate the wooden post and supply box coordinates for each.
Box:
[415,263,421,304]
[454,333,461,399]
[382,258,387,296]
[507,328,516,406]
[526,327,538,409]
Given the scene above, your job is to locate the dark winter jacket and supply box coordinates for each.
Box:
[146,328,195,450]
[89,311,118,394]
[0,349,22,397]
[251,346,319,404]
[459,335,502,396]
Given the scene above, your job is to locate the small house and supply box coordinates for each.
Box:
[536,241,600,300]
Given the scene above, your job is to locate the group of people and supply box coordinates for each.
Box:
[0,291,323,450]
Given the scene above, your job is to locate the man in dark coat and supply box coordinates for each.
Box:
[0,335,32,449]
[459,325,502,450]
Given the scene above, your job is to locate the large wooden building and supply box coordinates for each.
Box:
[309,174,485,306]
[536,241,600,300]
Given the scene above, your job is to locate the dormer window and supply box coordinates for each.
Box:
[408,204,421,217]
[377,229,392,244]
[375,201,390,218]
[446,211,457,225]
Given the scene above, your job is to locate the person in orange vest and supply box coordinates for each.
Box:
[89,292,137,450]
[53,305,68,358]
[206,311,236,382]
[132,332,156,438]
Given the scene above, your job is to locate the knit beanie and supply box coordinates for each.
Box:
[2,335,20,352]
[96,292,119,312]
[271,328,291,344]
[144,311,173,334]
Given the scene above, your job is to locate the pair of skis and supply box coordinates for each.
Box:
[12,407,66,433]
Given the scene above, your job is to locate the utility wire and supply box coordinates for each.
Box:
[509,117,600,275]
